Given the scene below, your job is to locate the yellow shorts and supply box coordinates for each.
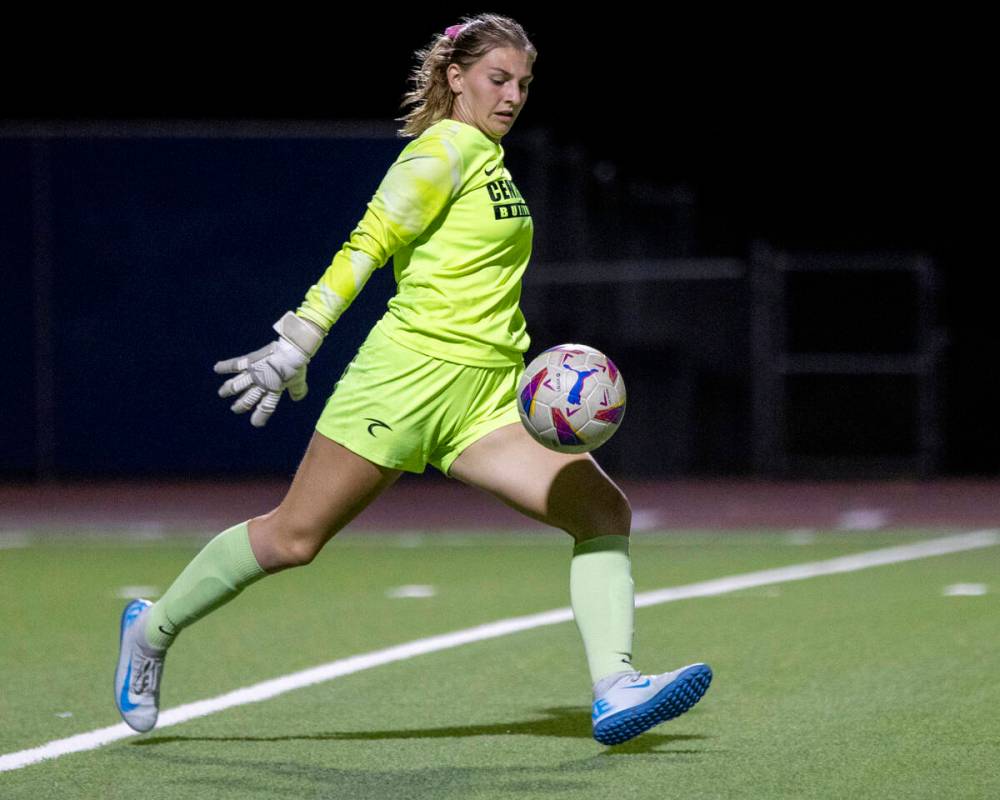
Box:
[315,324,524,477]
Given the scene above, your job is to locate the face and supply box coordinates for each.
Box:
[447,46,534,143]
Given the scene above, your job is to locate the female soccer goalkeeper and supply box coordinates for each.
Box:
[114,12,711,746]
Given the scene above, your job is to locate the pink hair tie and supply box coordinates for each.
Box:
[444,23,465,40]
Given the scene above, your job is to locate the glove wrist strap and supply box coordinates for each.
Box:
[273,311,325,359]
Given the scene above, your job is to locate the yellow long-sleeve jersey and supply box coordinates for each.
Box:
[296,117,533,367]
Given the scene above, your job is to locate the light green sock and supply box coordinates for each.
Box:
[570,534,636,685]
[144,520,267,650]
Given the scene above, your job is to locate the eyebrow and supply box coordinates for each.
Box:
[490,68,534,81]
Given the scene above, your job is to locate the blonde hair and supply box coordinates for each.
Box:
[396,13,537,138]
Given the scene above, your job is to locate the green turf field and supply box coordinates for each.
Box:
[1,529,997,798]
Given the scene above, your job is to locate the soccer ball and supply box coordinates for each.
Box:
[516,344,626,453]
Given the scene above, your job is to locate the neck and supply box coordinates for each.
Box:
[447,113,501,146]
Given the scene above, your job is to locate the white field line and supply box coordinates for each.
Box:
[2,529,997,773]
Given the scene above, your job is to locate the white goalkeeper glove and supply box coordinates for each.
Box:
[214,311,325,427]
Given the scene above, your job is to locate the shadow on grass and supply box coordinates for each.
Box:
[133,705,710,753]
[119,753,599,799]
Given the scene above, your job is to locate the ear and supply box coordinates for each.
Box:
[446,63,463,95]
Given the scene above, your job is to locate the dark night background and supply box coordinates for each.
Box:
[2,10,993,477]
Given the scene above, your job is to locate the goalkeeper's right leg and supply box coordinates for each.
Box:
[114,431,402,731]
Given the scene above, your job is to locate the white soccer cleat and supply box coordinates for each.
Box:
[114,598,166,733]
[591,662,713,745]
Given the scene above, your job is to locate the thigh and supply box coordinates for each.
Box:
[430,360,522,478]
[447,421,632,540]
[250,430,403,569]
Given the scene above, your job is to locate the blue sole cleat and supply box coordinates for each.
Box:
[592,662,713,745]
[113,598,165,733]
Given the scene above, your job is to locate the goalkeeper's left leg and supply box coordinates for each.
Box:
[446,421,712,744]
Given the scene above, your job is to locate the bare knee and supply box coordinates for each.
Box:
[566,483,633,542]
[248,510,338,571]
[278,524,327,567]
[243,432,404,573]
